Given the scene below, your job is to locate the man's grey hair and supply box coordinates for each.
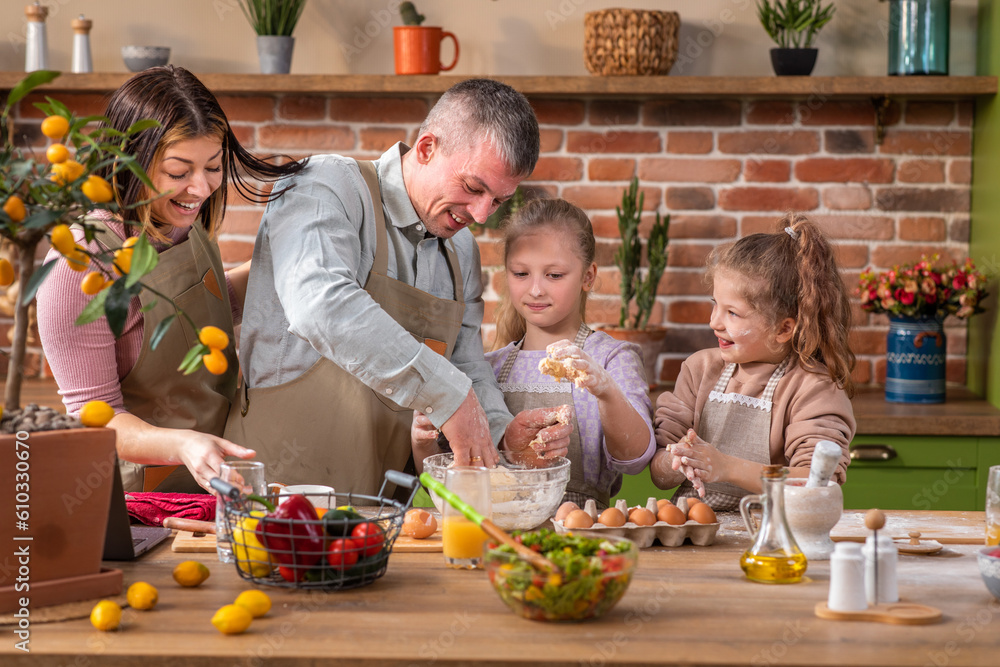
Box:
[419,78,539,179]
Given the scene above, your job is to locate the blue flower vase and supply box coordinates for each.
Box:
[885,315,946,403]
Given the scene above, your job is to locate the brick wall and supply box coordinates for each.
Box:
[6,93,974,388]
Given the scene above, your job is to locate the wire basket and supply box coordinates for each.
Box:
[584,9,680,76]
[213,471,418,591]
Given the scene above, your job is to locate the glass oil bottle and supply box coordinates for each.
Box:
[739,465,808,584]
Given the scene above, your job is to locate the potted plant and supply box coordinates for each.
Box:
[237,0,308,74]
[394,2,460,75]
[594,177,670,388]
[757,0,836,76]
[0,71,225,611]
[857,255,988,404]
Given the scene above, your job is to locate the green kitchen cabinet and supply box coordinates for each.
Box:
[612,471,673,508]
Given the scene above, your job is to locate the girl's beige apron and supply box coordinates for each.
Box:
[224,160,464,497]
[673,357,790,511]
[91,219,238,493]
[495,324,609,509]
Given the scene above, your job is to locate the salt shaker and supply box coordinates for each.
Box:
[863,509,899,605]
[71,15,93,73]
[828,542,867,611]
[25,2,50,72]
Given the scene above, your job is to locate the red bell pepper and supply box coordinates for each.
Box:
[249,493,326,572]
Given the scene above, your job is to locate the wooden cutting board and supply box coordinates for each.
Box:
[392,531,443,553]
[171,530,217,553]
[830,510,986,545]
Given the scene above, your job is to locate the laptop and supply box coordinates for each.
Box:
[103,460,172,560]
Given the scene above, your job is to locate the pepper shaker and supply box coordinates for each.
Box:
[828,542,867,611]
[25,2,49,72]
[71,15,93,73]
[863,509,899,605]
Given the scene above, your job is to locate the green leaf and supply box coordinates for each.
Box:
[39,96,70,118]
[125,119,161,135]
[104,279,134,338]
[20,258,58,305]
[20,208,62,230]
[125,159,157,190]
[178,343,208,375]
[149,313,177,350]
[5,71,59,108]
[125,234,159,288]
[74,286,110,326]
[140,298,158,313]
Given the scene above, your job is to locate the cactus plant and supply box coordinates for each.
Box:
[399,2,425,26]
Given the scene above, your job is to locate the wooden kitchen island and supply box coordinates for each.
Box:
[4,512,997,667]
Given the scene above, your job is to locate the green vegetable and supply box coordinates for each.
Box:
[322,507,365,537]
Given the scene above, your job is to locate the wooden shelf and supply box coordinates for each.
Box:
[1,73,995,98]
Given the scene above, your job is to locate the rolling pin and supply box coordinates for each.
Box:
[162,517,216,534]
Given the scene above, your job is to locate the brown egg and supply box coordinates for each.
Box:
[401,508,438,538]
[555,501,580,522]
[630,508,657,526]
[657,504,686,525]
[688,502,717,524]
[598,507,626,527]
[563,509,594,529]
[656,498,673,512]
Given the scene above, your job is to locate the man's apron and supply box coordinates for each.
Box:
[495,324,609,509]
[90,219,238,494]
[224,160,465,497]
[673,357,791,511]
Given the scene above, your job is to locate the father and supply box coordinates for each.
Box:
[225,79,571,495]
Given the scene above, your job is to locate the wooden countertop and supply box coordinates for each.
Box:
[5,511,995,667]
[0,73,996,98]
[851,386,1000,437]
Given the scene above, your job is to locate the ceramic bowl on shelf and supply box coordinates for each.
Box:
[121,46,170,72]
[422,452,570,531]
[977,546,1000,600]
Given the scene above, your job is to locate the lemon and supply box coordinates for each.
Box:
[232,514,273,578]
[0,258,14,287]
[211,604,253,635]
[173,560,210,587]
[3,195,26,223]
[81,271,108,295]
[46,143,69,164]
[234,590,271,618]
[79,400,114,427]
[51,159,85,185]
[122,236,139,249]
[81,175,114,203]
[49,224,75,256]
[65,249,89,272]
[41,115,70,139]
[90,600,122,631]
[126,581,158,610]
[198,325,230,350]
[113,248,133,276]
[202,348,228,376]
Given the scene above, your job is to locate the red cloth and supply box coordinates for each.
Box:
[125,492,216,526]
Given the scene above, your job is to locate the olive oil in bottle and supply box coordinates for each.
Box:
[739,465,808,584]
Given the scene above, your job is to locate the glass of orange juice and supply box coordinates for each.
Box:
[442,466,491,569]
[987,466,1000,546]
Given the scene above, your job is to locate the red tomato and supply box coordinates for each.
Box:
[327,538,360,570]
[988,548,1000,558]
[350,522,385,558]
[278,565,305,582]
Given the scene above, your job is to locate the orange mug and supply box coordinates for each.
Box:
[393,26,459,75]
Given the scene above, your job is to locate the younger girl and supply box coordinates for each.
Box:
[651,214,856,510]
[412,198,655,509]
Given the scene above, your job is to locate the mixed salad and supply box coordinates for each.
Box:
[486,529,636,622]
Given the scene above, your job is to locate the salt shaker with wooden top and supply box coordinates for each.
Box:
[863,508,899,605]
[71,15,93,73]
[24,2,49,72]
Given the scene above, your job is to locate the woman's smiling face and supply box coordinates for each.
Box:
[709,269,794,365]
[148,136,224,229]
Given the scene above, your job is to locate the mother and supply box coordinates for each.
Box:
[37,66,304,493]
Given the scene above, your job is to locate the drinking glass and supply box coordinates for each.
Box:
[442,466,491,569]
[987,465,1000,546]
[216,460,267,563]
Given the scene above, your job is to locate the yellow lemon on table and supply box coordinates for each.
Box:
[90,600,122,631]
[234,590,271,618]
[173,560,210,587]
[81,271,108,296]
[49,224,75,256]
[3,195,26,223]
[198,325,229,350]
[0,258,14,287]
[81,175,114,203]
[211,604,253,635]
[41,115,70,139]
[126,581,158,610]
[79,400,114,427]
[46,143,69,164]
[202,348,228,376]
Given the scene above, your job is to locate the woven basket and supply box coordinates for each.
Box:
[584,9,680,76]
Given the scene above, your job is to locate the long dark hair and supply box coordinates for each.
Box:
[99,65,305,240]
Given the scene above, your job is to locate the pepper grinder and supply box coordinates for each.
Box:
[863,508,899,605]
[24,2,49,72]
[71,15,93,73]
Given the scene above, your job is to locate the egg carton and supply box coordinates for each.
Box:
[551,497,720,548]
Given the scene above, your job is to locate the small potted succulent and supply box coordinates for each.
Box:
[757,0,836,76]
[237,0,308,74]
[393,2,460,75]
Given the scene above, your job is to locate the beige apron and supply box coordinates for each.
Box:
[673,357,791,511]
[224,160,465,498]
[495,324,609,509]
[90,219,238,493]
